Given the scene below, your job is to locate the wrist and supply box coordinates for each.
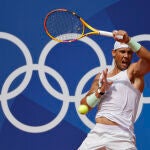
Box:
[86,93,100,108]
[127,38,141,52]
[126,37,130,43]
[97,88,105,96]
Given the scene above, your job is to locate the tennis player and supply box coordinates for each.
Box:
[78,30,150,150]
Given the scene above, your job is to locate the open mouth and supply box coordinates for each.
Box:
[122,60,129,68]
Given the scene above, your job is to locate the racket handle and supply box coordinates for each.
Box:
[99,30,113,37]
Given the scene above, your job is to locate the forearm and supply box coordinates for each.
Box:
[136,46,150,61]
[78,68,112,114]
[113,30,150,61]
[128,40,150,76]
[78,89,103,114]
[80,88,103,108]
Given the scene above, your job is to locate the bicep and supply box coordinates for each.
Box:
[128,59,150,79]
[134,59,150,76]
[80,73,100,104]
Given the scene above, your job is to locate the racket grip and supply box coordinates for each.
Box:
[99,31,113,37]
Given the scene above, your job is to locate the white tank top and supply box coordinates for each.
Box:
[95,70,141,136]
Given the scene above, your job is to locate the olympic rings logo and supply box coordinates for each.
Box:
[0,32,150,133]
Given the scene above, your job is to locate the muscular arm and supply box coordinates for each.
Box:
[113,30,150,76]
[127,46,150,92]
[137,45,150,61]
[80,69,112,111]
[80,73,100,111]
[113,30,150,92]
[135,46,150,75]
[128,46,150,78]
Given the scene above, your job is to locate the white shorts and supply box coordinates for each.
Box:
[78,123,137,150]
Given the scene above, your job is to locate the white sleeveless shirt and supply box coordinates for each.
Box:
[95,70,141,136]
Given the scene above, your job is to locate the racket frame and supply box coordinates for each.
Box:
[44,8,113,43]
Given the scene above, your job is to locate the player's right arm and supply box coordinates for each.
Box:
[113,30,150,76]
[113,30,150,92]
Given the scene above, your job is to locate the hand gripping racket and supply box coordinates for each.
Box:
[44,8,114,43]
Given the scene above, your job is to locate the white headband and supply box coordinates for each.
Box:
[113,41,130,50]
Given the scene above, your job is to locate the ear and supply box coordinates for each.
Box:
[112,50,116,57]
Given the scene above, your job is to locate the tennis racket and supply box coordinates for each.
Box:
[44,8,114,43]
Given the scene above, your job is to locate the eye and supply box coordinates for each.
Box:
[128,51,133,55]
[120,50,125,53]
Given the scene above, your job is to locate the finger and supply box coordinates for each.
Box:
[112,30,118,36]
[108,81,113,85]
[103,68,108,82]
[105,68,108,75]
[102,71,107,82]
[99,71,104,82]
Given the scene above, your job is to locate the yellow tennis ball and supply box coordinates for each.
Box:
[78,105,88,114]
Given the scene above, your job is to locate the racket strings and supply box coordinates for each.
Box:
[45,11,83,41]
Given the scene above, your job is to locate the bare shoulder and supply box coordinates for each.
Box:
[127,63,144,92]
[127,63,137,80]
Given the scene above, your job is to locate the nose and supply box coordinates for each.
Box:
[124,52,129,58]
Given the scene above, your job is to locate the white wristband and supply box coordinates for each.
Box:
[86,93,100,108]
[127,38,141,52]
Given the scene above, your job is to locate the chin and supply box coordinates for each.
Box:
[121,63,130,71]
[121,66,129,71]
[121,68,127,71]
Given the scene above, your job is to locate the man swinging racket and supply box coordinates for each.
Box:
[78,30,150,150]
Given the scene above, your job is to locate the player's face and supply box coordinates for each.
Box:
[112,48,133,71]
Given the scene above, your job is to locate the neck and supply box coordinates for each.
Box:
[108,67,122,78]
